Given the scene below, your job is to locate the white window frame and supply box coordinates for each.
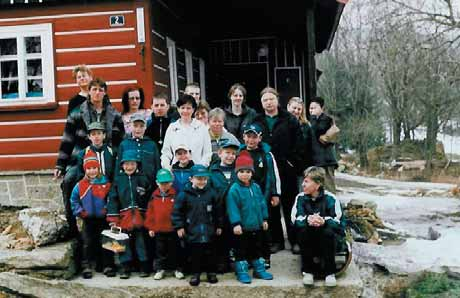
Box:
[0,23,55,106]
[166,37,178,105]
[184,49,193,83]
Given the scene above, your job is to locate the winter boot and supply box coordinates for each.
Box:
[251,258,273,280]
[234,261,251,284]
[139,261,150,277]
[119,263,131,279]
[189,273,201,286]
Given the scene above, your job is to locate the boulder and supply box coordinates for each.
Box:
[18,207,68,247]
[0,241,74,279]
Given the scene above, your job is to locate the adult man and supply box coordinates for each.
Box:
[253,87,306,254]
[54,78,125,238]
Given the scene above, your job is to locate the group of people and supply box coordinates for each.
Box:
[54,64,343,287]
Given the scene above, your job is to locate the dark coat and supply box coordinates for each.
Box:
[226,180,268,231]
[224,104,257,141]
[115,136,160,182]
[171,183,224,243]
[209,163,237,202]
[172,161,195,194]
[309,113,338,168]
[106,171,151,231]
[145,114,172,151]
[253,109,306,174]
[56,100,125,172]
[72,144,115,181]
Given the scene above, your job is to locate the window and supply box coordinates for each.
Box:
[0,23,55,106]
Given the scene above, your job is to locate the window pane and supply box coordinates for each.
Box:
[27,59,42,76]
[25,36,41,54]
[1,61,18,78]
[0,38,17,56]
[27,79,43,97]
[1,80,19,99]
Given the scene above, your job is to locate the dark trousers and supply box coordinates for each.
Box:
[299,225,337,275]
[155,232,183,271]
[234,230,264,262]
[61,168,82,238]
[120,230,147,264]
[270,163,298,246]
[81,218,114,269]
[189,243,216,274]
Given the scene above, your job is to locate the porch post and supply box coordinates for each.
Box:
[305,1,317,106]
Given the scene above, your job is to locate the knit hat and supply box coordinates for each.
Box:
[156,168,174,183]
[235,150,254,172]
[83,150,100,171]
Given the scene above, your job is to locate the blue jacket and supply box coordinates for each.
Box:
[209,163,236,203]
[70,175,111,218]
[172,160,194,194]
[115,136,160,182]
[171,182,224,243]
[239,142,281,200]
[226,180,268,231]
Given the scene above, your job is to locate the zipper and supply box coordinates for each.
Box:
[128,175,135,225]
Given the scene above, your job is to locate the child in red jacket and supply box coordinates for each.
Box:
[145,169,184,280]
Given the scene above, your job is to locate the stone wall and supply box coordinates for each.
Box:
[0,171,62,210]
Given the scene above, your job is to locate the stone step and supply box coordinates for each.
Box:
[0,250,363,298]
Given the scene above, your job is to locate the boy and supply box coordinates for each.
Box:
[171,144,195,194]
[184,82,203,105]
[209,139,239,272]
[146,92,173,150]
[107,150,152,279]
[171,165,224,286]
[291,166,345,287]
[144,169,184,280]
[226,151,273,283]
[116,114,160,182]
[241,123,281,264]
[73,122,115,181]
[70,151,115,278]
[309,97,338,194]
[67,64,93,115]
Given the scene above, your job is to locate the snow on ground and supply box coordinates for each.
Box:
[337,173,460,274]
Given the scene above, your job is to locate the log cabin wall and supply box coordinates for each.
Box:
[0,1,153,170]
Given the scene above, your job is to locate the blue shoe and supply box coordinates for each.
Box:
[235,261,251,284]
[252,258,273,280]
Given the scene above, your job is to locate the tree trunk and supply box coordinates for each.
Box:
[392,117,401,145]
[425,110,439,176]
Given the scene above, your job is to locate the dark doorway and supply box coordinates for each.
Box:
[207,63,268,112]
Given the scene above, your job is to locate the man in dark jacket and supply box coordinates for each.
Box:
[145,92,173,151]
[54,78,125,239]
[253,87,306,254]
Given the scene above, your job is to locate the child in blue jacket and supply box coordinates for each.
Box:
[226,151,273,284]
[70,150,115,279]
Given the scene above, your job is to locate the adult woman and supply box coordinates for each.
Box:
[208,108,240,163]
[161,94,212,169]
[224,83,257,141]
[287,97,313,192]
[121,86,151,135]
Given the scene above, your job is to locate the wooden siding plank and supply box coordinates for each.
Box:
[56,67,138,85]
[0,156,56,171]
[54,31,136,49]
[55,48,137,66]
[0,139,61,155]
[0,123,65,138]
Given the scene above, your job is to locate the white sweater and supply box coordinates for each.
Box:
[160,118,212,169]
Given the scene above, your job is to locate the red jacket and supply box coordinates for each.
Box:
[144,187,176,233]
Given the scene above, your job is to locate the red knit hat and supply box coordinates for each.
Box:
[235,150,254,172]
[83,151,100,171]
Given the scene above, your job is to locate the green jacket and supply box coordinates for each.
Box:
[226,180,268,231]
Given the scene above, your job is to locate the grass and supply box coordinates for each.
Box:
[406,273,460,298]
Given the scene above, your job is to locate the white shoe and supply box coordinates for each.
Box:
[325,274,337,287]
[302,272,314,286]
[174,270,185,279]
[153,270,165,280]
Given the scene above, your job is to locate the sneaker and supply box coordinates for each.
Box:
[174,270,185,279]
[207,272,218,284]
[325,274,337,287]
[82,268,93,279]
[189,274,200,286]
[302,272,314,286]
[153,270,165,280]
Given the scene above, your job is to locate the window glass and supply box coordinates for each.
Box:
[25,36,41,54]
[1,60,18,78]
[27,59,42,76]
[27,79,43,97]
[1,80,19,99]
[0,38,17,56]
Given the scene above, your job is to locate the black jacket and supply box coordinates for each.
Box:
[145,114,172,151]
[224,104,257,141]
[253,109,306,174]
[171,183,224,243]
[310,113,338,168]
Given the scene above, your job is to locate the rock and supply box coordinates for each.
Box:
[446,266,460,280]
[347,199,366,209]
[0,234,15,249]
[428,227,441,240]
[1,225,12,235]
[364,201,377,212]
[0,241,74,279]
[18,207,68,247]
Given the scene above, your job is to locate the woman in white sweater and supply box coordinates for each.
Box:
[161,94,212,169]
